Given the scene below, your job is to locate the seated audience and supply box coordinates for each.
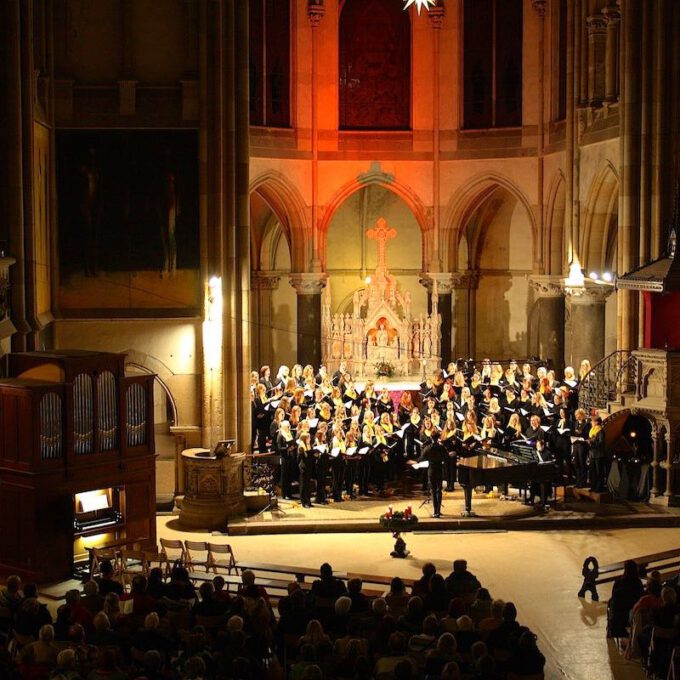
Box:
[2,554,547,680]
[445,559,482,597]
[95,561,123,597]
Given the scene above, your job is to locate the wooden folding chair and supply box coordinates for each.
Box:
[159,537,186,576]
[184,540,211,573]
[120,549,151,586]
[207,542,239,575]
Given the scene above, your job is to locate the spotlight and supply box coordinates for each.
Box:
[602,271,613,282]
[589,272,599,281]
[365,276,372,284]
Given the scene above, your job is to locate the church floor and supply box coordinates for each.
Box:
[224,488,680,535]
[159,515,674,680]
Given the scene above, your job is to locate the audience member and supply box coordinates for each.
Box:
[445,560,482,597]
[95,561,123,597]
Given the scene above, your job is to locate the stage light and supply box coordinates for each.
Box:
[403,0,436,14]
[602,271,613,282]
[589,271,599,281]
[365,276,372,284]
[204,276,223,371]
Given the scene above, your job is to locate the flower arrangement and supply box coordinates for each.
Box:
[379,504,419,529]
[374,360,395,378]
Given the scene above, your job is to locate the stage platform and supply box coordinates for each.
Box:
[216,487,680,536]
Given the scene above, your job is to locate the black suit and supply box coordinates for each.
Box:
[418,440,447,516]
[589,428,606,491]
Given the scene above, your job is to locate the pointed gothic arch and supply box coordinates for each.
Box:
[250,171,309,271]
[319,174,430,269]
[581,162,619,272]
[442,172,538,271]
[545,171,566,275]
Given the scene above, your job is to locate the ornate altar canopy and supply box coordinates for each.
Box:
[322,217,441,378]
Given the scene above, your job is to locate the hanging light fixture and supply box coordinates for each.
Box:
[403,0,437,15]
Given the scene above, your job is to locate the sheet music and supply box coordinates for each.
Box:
[412,460,429,469]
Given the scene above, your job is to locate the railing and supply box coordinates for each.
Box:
[578,349,638,413]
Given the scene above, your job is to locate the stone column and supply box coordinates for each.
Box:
[586,13,608,107]
[308,2,325,271]
[250,272,280,369]
[421,272,457,368]
[451,271,479,359]
[618,0,642,352]
[529,276,565,370]
[234,0,252,455]
[564,282,613,368]
[664,429,674,498]
[602,5,621,103]
[650,430,660,496]
[428,5,444,272]
[290,273,327,368]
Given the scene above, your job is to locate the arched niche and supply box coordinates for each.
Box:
[582,163,619,356]
[261,217,297,368]
[460,185,534,358]
[325,184,426,318]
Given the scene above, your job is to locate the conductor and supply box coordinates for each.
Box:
[417,431,447,518]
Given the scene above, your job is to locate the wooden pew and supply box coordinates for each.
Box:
[578,548,680,601]
[236,561,347,583]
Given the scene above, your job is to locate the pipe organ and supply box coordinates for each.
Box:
[0,350,156,582]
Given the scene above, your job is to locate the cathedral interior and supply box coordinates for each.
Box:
[2,1,680,678]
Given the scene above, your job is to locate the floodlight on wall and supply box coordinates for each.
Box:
[602,271,614,283]
[203,276,223,371]
[403,0,437,14]
[589,272,599,281]
[564,258,585,287]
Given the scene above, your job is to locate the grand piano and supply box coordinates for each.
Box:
[456,443,556,516]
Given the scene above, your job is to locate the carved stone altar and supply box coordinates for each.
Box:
[178,449,245,529]
[322,217,441,377]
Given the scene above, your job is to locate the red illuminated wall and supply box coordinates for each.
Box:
[643,291,680,350]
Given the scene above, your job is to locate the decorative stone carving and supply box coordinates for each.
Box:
[179,448,245,529]
[251,271,280,291]
[563,280,614,304]
[529,275,564,298]
[531,0,547,18]
[602,5,621,24]
[307,1,325,28]
[420,272,461,295]
[358,161,395,186]
[428,5,445,29]
[289,272,327,295]
[586,14,609,36]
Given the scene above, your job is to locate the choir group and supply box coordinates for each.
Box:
[250,358,607,510]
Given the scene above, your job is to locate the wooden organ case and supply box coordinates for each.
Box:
[0,350,156,582]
